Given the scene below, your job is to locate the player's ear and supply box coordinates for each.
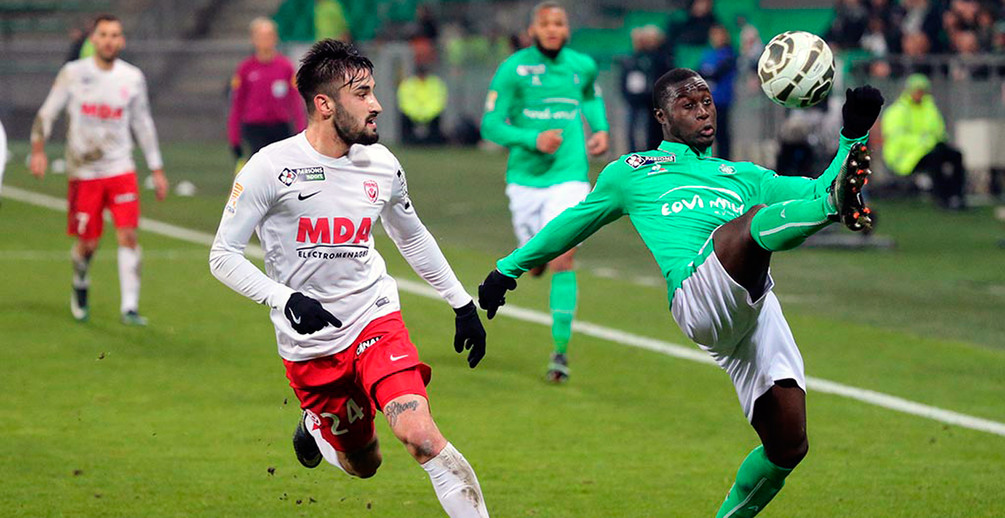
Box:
[313,94,333,117]
[653,107,667,125]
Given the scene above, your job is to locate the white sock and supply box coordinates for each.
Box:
[421,442,489,518]
[303,410,349,475]
[71,246,91,289]
[117,246,141,314]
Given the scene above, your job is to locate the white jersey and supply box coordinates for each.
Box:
[210,133,472,361]
[32,57,163,180]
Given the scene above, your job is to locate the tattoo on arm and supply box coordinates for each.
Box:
[384,399,419,427]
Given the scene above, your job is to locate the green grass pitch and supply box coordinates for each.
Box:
[1,142,1003,517]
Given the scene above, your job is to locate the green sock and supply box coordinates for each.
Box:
[749,196,834,252]
[716,446,793,518]
[549,271,577,355]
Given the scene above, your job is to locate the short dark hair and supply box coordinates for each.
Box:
[530,1,565,24]
[296,39,374,114]
[653,68,703,111]
[92,13,120,27]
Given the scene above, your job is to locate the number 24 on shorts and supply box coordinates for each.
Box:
[322,398,366,436]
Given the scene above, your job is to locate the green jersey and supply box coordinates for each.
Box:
[481,46,609,188]
[496,134,868,305]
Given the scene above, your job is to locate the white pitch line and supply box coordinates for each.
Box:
[4,185,1005,437]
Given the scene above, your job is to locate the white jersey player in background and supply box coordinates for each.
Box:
[30,13,168,325]
[210,40,491,517]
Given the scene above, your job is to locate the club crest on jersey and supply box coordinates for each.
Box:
[719,164,736,174]
[364,180,379,203]
[625,153,676,169]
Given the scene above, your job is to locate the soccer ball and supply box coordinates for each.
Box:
[757,31,835,108]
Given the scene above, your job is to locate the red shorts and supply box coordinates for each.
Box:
[67,173,140,239]
[283,312,431,452]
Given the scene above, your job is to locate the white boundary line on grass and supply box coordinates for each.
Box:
[5,185,1005,438]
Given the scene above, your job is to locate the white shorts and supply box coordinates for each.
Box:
[671,252,806,422]
[506,181,591,246]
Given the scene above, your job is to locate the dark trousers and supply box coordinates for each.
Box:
[626,103,650,151]
[714,104,732,160]
[242,122,294,155]
[914,142,966,209]
[401,115,445,145]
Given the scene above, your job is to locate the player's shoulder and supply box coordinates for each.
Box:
[347,143,400,174]
[499,47,539,69]
[114,59,144,76]
[562,48,598,70]
[706,157,771,176]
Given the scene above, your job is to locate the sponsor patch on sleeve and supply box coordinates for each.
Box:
[226,182,243,213]
[485,91,498,112]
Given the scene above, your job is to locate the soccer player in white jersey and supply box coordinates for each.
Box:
[30,13,168,325]
[209,40,491,517]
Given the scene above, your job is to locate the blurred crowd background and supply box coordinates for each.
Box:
[1,0,1003,198]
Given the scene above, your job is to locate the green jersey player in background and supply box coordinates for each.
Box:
[479,68,883,517]
[480,1,610,382]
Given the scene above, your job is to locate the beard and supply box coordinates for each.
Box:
[533,35,565,59]
[333,101,379,146]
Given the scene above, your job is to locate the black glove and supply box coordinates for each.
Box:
[841,86,885,139]
[478,270,517,320]
[285,292,342,334]
[453,301,486,368]
[231,144,243,160]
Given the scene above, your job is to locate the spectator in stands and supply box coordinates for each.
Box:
[895,30,941,77]
[66,18,94,62]
[699,24,737,160]
[881,74,967,210]
[901,0,945,52]
[314,0,350,42]
[620,25,666,151]
[397,64,448,145]
[827,0,870,49]
[227,17,306,163]
[668,0,719,46]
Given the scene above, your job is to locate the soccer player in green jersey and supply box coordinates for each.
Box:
[481,1,610,382]
[479,68,884,517]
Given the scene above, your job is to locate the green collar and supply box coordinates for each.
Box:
[528,44,565,63]
[657,140,712,159]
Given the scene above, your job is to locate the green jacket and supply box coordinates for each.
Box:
[481,46,609,187]
[398,74,447,124]
[881,92,946,176]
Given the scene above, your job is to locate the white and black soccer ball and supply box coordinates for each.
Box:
[757,31,835,108]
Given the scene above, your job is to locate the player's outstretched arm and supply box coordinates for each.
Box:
[480,164,626,318]
[478,270,517,320]
[759,86,884,205]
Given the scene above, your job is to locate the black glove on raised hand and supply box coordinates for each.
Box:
[478,269,517,320]
[285,292,342,334]
[453,301,487,368]
[841,86,885,139]
[231,144,243,160]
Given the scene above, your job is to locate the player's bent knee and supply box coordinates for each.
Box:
[342,442,383,478]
